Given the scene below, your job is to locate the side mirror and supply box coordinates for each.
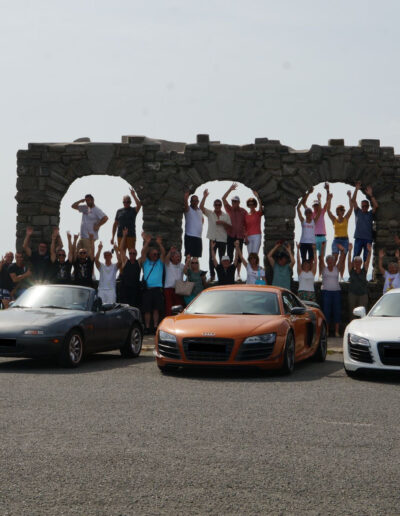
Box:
[353,306,366,318]
[290,306,306,315]
[171,305,183,315]
[102,303,114,312]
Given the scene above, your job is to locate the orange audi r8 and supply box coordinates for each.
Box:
[155,285,327,374]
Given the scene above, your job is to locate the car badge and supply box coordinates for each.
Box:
[202,332,216,336]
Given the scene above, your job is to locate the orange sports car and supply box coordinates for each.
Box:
[155,285,327,374]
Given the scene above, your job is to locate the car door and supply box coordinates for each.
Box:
[103,306,129,350]
[281,291,307,358]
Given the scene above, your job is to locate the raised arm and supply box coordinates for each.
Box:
[234,240,246,267]
[139,233,152,265]
[364,243,372,272]
[71,198,85,210]
[156,236,166,262]
[252,190,264,213]
[296,200,304,223]
[199,189,209,213]
[183,254,191,275]
[222,183,237,211]
[50,227,58,263]
[130,187,142,213]
[345,190,354,220]
[365,185,378,214]
[71,233,79,262]
[210,241,218,268]
[267,243,279,267]
[326,193,335,223]
[22,227,33,257]
[347,242,353,273]
[286,243,295,269]
[323,182,330,210]
[300,186,313,208]
[66,232,74,262]
[183,191,190,213]
[113,243,122,270]
[94,241,103,270]
[351,181,361,211]
[378,249,386,275]
[296,243,302,277]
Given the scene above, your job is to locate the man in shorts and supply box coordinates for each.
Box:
[71,194,108,252]
[111,188,141,252]
[183,192,203,258]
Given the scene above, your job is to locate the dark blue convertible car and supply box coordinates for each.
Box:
[0,285,143,367]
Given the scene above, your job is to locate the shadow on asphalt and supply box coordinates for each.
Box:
[0,352,153,374]
[159,356,345,383]
[345,369,400,385]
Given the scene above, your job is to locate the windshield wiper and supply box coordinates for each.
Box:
[12,306,31,309]
[39,305,70,310]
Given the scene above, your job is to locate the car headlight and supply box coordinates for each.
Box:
[158,330,177,343]
[24,330,44,335]
[349,333,370,347]
[243,333,276,344]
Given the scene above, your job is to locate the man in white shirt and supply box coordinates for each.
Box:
[183,191,203,258]
[200,189,232,281]
[72,194,108,252]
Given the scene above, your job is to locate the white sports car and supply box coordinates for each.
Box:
[343,288,400,377]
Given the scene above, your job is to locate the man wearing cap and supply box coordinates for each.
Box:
[210,241,238,286]
[351,181,378,261]
[72,194,108,252]
[183,191,203,258]
[200,189,232,281]
[222,183,247,279]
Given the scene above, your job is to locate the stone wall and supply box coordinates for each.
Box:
[16,134,400,286]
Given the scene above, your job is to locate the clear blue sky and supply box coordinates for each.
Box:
[1,0,399,261]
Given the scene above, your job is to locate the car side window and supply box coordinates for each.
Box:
[287,292,303,308]
[281,293,293,314]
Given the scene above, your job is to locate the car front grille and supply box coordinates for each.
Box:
[0,338,16,347]
[158,339,181,359]
[377,342,400,366]
[182,338,234,362]
[348,341,373,364]
[236,340,275,361]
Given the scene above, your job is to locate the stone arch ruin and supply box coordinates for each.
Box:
[16,135,399,286]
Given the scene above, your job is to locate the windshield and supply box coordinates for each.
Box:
[185,290,280,315]
[369,293,400,317]
[12,285,91,311]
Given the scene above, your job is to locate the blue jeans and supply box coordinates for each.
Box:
[354,238,372,262]
[332,237,349,255]
[321,290,341,324]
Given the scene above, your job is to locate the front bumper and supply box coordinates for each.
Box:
[0,335,63,359]
[343,334,400,372]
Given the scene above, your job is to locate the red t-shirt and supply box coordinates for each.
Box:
[245,211,262,236]
[225,206,247,239]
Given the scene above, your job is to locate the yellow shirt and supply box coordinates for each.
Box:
[333,218,348,238]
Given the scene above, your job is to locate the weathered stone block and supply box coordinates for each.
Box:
[197,134,210,144]
[328,139,345,146]
[32,215,50,225]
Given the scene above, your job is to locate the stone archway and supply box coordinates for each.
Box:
[16,135,399,283]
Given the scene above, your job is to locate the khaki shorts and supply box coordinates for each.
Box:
[118,236,136,251]
[77,238,93,253]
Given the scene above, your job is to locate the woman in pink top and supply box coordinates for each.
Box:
[244,190,263,255]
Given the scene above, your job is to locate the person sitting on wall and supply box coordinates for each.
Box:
[95,241,122,305]
[140,233,165,335]
[347,242,372,318]
[297,190,321,262]
[378,247,400,294]
[351,181,378,262]
[244,190,264,257]
[163,246,185,316]
[210,240,238,286]
[50,228,77,284]
[0,252,15,308]
[118,228,142,309]
[235,244,266,285]
[183,191,203,258]
[72,234,95,288]
[296,242,317,302]
[8,252,32,299]
[267,241,295,291]
[199,189,232,282]
[71,194,108,253]
[326,189,353,267]
[111,188,142,252]
[23,227,53,283]
[222,183,247,280]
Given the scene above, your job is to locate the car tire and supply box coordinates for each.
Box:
[158,365,179,375]
[120,323,143,358]
[58,329,84,368]
[280,332,295,375]
[313,323,328,362]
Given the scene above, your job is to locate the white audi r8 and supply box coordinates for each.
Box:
[343,288,400,377]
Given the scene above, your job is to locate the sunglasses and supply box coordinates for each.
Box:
[123,201,131,204]
[191,261,199,264]
[79,251,87,255]
[129,252,137,255]
[58,254,66,257]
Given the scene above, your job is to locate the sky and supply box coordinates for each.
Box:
[1,0,398,274]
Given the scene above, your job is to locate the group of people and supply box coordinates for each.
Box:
[0,181,397,337]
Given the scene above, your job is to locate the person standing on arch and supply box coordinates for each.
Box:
[244,190,264,256]
[351,181,378,262]
[71,194,108,253]
[199,189,232,282]
[111,187,142,252]
[183,191,203,258]
[222,183,247,280]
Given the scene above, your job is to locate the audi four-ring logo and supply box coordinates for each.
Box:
[202,332,216,336]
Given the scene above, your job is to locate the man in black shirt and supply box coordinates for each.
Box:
[23,227,53,283]
[9,252,32,299]
[0,252,15,308]
[73,235,95,288]
[111,188,142,252]
[211,241,238,286]
[118,228,141,307]
[50,228,77,284]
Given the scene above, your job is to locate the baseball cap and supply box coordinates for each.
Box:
[232,195,240,202]
[312,199,320,205]
[221,255,230,261]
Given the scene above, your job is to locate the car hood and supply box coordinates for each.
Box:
[161,314,283,339]
[347,316,400,340]
[0,308,84,333]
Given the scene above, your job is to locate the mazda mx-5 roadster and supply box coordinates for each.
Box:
[0,285,143,367]
[155,285,327,374]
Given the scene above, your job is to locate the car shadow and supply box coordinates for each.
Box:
[345,369,400,385]
[160,355,345,383]
[0,352,154,374]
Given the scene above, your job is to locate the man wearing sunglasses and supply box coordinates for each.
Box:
[118,228,141,308]
[72,234,95,288]
[111,188,142,252]
[50,228,77,284]
[200,189,232,281]
[22,226,53,283]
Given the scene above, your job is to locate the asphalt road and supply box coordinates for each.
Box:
[1,351,399,516]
